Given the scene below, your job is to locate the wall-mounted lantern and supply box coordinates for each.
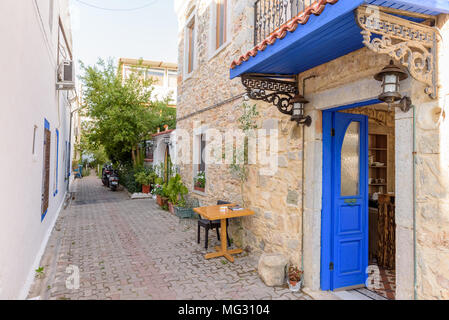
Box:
[290,94,312,126]
[374,60,412,112]
[163,135,172,147]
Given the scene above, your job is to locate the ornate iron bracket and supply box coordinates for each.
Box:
[241,74,298,115]
[355,5,438,99]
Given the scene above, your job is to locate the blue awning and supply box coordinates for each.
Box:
[230,0,449,79]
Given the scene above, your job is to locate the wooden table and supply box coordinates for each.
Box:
[194,204,255,263]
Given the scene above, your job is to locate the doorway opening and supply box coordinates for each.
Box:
[321,102,396,300]
[339,104,396,300]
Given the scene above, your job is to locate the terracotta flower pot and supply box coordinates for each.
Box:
[142,185,150,194]
[194,185,205,192]
[156,195,163,206]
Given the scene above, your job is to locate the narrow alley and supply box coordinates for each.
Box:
[28,175,311,300]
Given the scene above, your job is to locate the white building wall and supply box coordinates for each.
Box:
[0,0,74,299]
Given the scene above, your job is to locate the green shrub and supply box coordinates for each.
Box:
[117,164,141,193]
[134,169,157,186]
[166,174,188,206]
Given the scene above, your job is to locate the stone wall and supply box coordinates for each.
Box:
[175,0,449,299]
[413,13,449,300]
[175,0,304,264]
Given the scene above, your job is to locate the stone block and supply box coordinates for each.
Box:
[264,211,272,220]
[287,239,300,250]
[287,152,297,160]
[258,253,288,287]
[278,156,288,168]
[286,190,299,205]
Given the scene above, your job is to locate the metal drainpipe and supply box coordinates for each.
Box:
[67,91,81,194]
[301,124,305,273]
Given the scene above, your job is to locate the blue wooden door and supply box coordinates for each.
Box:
[331,112,368,290]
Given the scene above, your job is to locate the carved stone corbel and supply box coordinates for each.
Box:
[355,5,438,99]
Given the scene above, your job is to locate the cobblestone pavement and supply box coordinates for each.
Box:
[28,175,311,300]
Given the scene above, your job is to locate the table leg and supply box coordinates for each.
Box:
[220,218,227,252]
[204,218,243,262]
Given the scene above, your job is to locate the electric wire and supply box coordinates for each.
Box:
[74,0,158,12]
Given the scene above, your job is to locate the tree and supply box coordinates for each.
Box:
[75,120,109,170]
[80,58,175,165]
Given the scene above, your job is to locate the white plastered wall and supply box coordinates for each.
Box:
[0,0,73,299]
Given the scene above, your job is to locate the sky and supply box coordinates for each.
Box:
[70,0,179,72]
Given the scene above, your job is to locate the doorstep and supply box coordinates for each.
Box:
[130,193,153,200]
[302,287,387,300]
[302,287,341,300]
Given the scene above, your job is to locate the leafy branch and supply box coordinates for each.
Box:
[229,102,259,205]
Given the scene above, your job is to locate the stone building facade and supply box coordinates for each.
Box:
[174,0,449,299]
[174,0,303,262]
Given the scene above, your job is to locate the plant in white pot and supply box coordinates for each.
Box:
[287,266,303,292]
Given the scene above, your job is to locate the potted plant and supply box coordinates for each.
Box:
[166,174,188,215]
[158,183,169,209]
[134,170,156,194]
[175,196,199,219]
[194,171,206,192]
[152,177,165,205]
[287,266,303,292]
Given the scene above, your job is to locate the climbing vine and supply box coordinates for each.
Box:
[229,102,259,204]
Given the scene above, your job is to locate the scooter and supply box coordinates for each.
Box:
[108,170,119,191]
[101,164,113,187]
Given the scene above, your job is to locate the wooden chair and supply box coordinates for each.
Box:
[197,200,231,250]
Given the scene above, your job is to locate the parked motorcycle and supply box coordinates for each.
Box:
[108,170,119,191]
[101,164,113,187]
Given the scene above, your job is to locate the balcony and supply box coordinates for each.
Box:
[231,0,449,80]
[254,0,315,46]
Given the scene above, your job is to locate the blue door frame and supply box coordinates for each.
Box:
[321,99,380,291]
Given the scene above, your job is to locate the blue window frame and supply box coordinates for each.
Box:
[42,119,51,222]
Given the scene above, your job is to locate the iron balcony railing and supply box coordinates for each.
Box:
[254,0,315,45]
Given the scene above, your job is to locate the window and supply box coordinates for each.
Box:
[193,130,207,191]
[123,66,133,80]
[215,0,228,49]
[168,70,177,88]
[53,129,59,197]
[209,0,230,58]
[199,134,206,173]
[145,140,154,161]
[146,68,165,86]
[42,120,51,221]
[185,14,196,75]
[341,122,360,196]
